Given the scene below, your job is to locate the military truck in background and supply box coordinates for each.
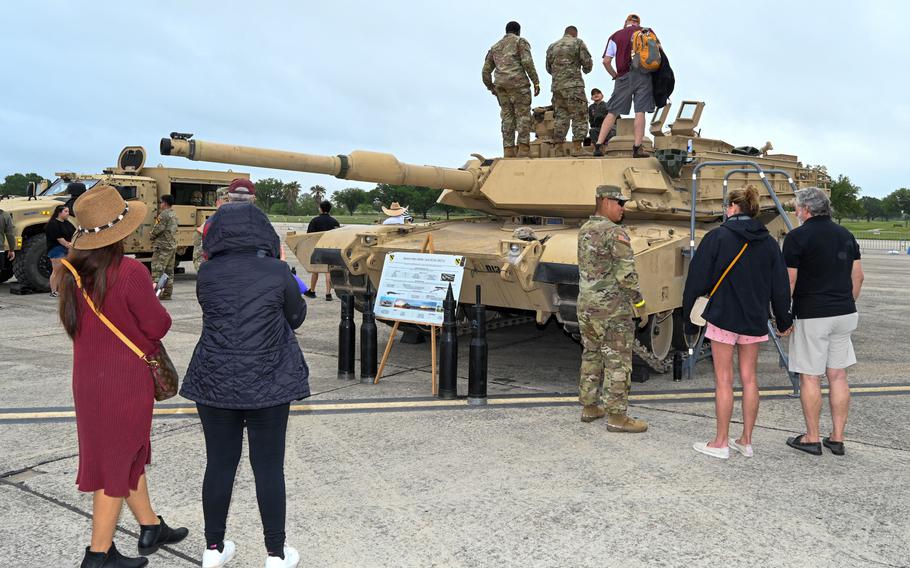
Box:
[0,146,248,291]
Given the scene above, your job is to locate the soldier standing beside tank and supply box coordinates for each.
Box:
[546,25,593,156]
[577,185,648,432]
[192,186,228,270]
[482,21,540,158]
[150,194,178,300]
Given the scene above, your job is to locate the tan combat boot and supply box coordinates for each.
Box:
[581,405,606,423]
[503,146,517,158]
[606,413,649,433]
[571,140,583,156]
[517,143,531,158]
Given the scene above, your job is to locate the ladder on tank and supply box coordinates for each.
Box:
[686,160,801,396]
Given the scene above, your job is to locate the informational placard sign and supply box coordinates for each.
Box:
[375,252,466,326]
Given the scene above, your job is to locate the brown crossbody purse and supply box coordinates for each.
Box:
[61,259,179,401]
[689,242,749,327]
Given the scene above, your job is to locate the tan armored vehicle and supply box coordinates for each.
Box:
[161,101,828,371]
[0,145,247,291]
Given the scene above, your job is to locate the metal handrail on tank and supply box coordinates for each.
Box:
[686,161,800,395]
[722,168,798,224]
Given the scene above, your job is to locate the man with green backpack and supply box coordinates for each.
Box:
[593,14,661,158]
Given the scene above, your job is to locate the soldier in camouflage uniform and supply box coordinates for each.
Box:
[577,184,648,432]
[150,194,178,300]
[546,26,593,156]
[482,21,540,158]
[192,186,228,270]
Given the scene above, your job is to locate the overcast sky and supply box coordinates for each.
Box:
[2,1,907,198]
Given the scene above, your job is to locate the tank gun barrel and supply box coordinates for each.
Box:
[160,136,478,192]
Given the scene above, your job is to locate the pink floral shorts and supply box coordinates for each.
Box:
[705,323,768,345]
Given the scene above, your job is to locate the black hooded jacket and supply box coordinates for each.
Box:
[683,215,792,336]
[180,203,309,409]
[651,48,675,110]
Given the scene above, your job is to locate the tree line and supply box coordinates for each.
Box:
[829,175,910,223]
[0,173,45,196]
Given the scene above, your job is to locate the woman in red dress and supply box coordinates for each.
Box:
[59,185,187,568]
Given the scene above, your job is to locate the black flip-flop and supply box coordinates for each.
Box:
[823,437,845,456]
[787,434,822,456]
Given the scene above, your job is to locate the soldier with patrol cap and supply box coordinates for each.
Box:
[577,184,648,432]
[546,25,593,156]
[482,21,540,158]
[149,194,178,299]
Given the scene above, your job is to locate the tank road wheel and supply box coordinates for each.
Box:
[638,310,674,361]
[13,235,51,292]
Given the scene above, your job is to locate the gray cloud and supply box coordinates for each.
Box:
[1,1,906,197]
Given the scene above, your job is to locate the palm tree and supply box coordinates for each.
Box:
[309,184,326,203]
[284,181,301,211]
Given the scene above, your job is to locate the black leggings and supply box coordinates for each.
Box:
[197,403,290,554]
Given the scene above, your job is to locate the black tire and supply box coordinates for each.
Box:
[13,235,51,291]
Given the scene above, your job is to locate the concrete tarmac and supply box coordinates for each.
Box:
[1,246,908,567]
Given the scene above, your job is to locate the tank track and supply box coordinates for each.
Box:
[632,336,674,374]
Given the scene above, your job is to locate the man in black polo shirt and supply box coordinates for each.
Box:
[305,200,341,301]
[783,187,864,456]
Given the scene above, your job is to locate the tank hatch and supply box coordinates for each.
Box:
[117,146,146,172]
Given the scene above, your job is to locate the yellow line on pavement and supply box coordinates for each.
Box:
[1,385,908,421]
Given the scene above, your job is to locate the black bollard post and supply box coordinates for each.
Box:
[437,284,458,399]
[360,281,378,383]
[468,285,488,405]
[672,351,682,382]
[338,293,356,380]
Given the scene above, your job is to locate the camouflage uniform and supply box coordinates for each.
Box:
[192,228,204,271]
[0,210,14,254]
[482,33,540,148]
[192,187,228,271]
[150,207,178,299]
[0,210,14,283]
[546,34,593,142]
[577,195,642,414]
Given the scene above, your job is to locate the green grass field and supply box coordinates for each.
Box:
[840,220,910,240]
[268,213,482,225]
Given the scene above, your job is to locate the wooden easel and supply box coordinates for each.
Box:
[374,234,439,394]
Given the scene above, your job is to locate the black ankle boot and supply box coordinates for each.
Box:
[138,515,189,555]
[593,144,605,157]
[632,144,650,158]
[81,542,149,568]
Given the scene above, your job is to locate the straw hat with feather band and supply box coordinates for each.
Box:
[71,184,148,250]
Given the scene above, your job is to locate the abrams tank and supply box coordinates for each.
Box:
[160,100,829,372]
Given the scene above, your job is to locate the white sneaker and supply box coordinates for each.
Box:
[693,441,730,459]
[202,540,236,568]
[265,546,300,568]
[729,437,754,457]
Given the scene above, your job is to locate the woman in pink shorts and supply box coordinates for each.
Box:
[682,186,793,459]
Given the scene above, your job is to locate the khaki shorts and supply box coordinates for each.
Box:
[788,313,858,376]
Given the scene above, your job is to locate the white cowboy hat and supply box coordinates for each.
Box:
[381,201,408,216]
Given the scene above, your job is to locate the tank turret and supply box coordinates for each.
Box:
[161,103,825,222]
[158,102,829,373]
